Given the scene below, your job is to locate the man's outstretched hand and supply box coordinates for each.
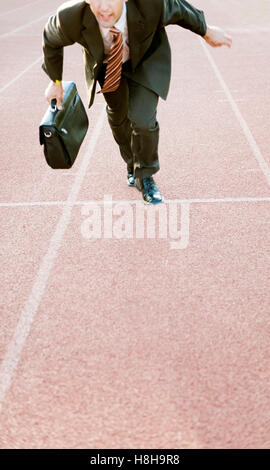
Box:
[203,25,232,48]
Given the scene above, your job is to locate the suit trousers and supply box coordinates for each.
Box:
[97,62,160,178]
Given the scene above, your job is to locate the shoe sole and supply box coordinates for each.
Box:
[143,197,164,205]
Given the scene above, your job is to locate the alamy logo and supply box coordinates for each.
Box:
[80,196,190,249]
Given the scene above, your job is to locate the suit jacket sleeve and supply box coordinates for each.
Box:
[41,10,75,81]
[163,0,207,36]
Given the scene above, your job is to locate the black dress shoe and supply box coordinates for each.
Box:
[127,172,136,186]
[135,176,163,205]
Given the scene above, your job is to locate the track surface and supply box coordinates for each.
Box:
[0,0,270,449]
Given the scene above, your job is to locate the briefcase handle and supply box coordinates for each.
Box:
[50,98,58,113]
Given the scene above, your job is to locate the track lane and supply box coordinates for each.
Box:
[0,0,270,449]
[0,0,59,37]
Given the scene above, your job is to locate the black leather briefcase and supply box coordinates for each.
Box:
[39,81,89,169]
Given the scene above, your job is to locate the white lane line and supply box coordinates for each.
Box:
[199,38,270,188]
[0,0,44,18]
[1,196,270,208]
[0,106,106,411]
[0,12,52,40]
[0,201,67,207]
[0,56,42,94]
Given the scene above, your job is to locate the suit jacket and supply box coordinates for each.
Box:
[42,0,207,108]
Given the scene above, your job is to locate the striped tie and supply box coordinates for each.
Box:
[99,27,123,94]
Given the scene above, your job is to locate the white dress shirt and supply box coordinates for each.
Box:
[98,2,130,63]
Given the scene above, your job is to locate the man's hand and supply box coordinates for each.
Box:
[203,25,232,48]
[45,80,64,109]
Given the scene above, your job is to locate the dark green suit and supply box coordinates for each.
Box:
[42,0,207,177]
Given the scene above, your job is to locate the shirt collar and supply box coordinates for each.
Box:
[100,2,126,36]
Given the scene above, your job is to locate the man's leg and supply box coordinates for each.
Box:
[128,79,160,179]
[127,79,163,204]
[98,65,134,175]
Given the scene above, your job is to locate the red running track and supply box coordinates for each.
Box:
[0,0,270,449]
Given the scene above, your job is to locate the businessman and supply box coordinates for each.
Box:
[42,0,232,204]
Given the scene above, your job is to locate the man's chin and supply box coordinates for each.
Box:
[99,15,115,28]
